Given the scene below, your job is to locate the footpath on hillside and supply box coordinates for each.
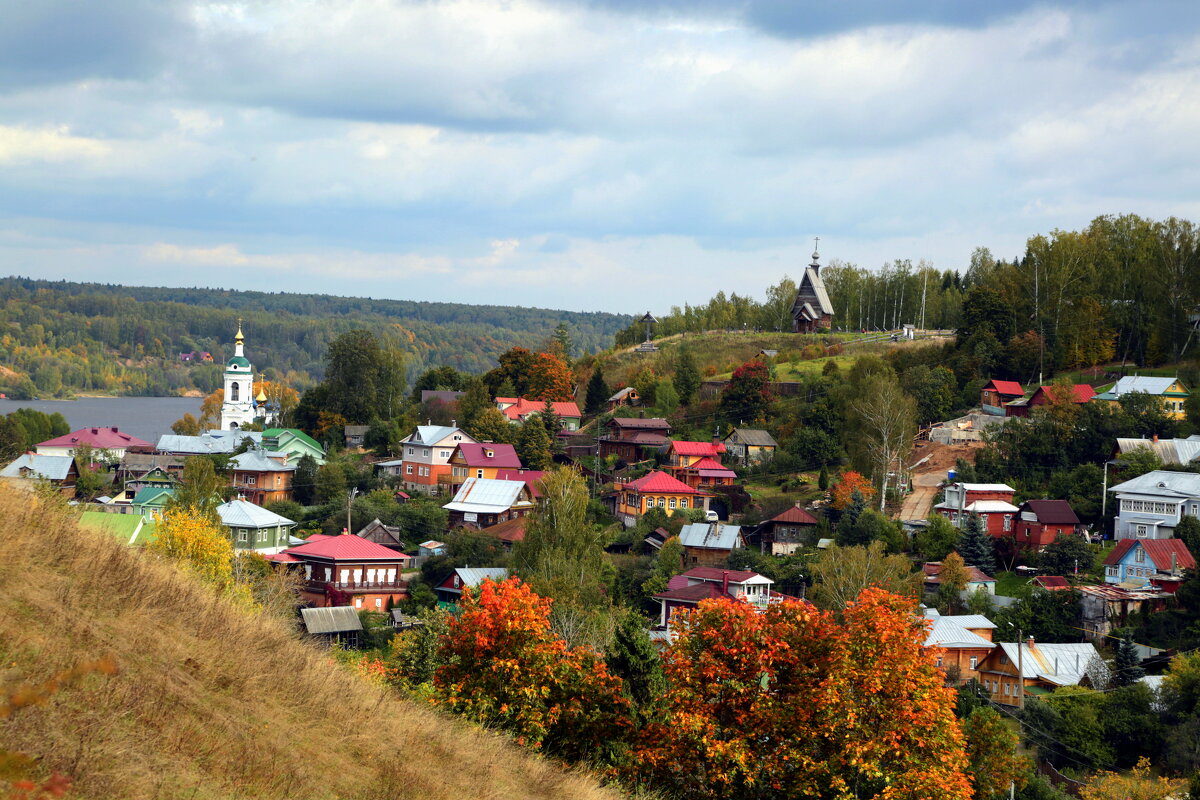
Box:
[900,441,983,522]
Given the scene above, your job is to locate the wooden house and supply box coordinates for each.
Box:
[355,518,407,553]
[260,428,327,465]
[790,249,834,333]
[1103,538,1194,587]
[976,639,1101,706]
[922,562,996,596]
[300,606,362,648]
[612,470,711,526]
[606,387,639,411]
[443,443,523,492]
[229,450,295,505]
[678,521,745,567]
[1094,376,1189,419]
[751,504,818,555]
[934,482,1019,538]
[398,425,476,497]
[434,567,509,606]
[442,477,535,530]
[723,428,779,466]
[216,498,296,554]
[495,398,583,431]
[274,534,412,611]
[0,454,78,496]
[1004,384,1095,417]
[599,417,671,462]
[665,440,737,489]
[980,380,1024,414]
[1013,500,1082,550]
[922,609,996,685]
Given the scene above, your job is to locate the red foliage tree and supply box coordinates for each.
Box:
[831,469,876,510]
[634,589,973,799]
[433,577,630,761]
[719,359,773,423]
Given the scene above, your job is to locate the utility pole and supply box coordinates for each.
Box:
[1017,628,1025,711]
[346,487,359,534]
[920,268,928,331]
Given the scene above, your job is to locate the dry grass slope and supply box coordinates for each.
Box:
[0,487,618,800]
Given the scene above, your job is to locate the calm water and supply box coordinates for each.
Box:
[0,397,202,444]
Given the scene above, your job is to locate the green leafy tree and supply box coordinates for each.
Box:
[166,456,226,523]
[956,513,996,575]
[293,454,318,505]
[467,406,516,445]
[1175,515,1200,559]
[171,413,202,435]
[605,609,665,716]
[962,706,1026,800]
[315,461,348,506]
[584,366,609,415]
[915,514,961,561]
[654,378,679,414]
[809,540,922,610]
[1040,533,1095,576]
[516,416,553,471]
[720,359,772,423]
[456,377,493,431]
[673,348,701,406]
[641,536,684,600]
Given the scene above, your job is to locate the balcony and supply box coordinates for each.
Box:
[305,579,407,593]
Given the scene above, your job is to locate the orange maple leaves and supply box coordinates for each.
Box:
[634,589,973,800]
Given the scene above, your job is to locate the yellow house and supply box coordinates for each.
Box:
[1095,376,1189,419]
[613,470,711,525]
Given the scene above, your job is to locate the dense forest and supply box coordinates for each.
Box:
[0,278,631,398]
[616,214,1200,377]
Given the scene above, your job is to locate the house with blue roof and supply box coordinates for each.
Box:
[1095,376,1189,419]
[0,453,78,495]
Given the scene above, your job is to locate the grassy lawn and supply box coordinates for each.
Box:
[78,511,157,546]
[992,571,1028,597]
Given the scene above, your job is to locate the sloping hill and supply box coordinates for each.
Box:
[0,489,616,800]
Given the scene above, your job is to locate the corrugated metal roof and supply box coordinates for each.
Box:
[443,478,528,514]
[217,499,296,528]
[230,450,295,472]
[1109,469,1200,498]
[157,431,261,454]
[678,522,743,551]
[726,428,778,447]
[924,617,995,649]
[404,426,468,446]
[301,606,363,634]
[0,454,74,481]
[1111,376,1186,396]
[993,642,1099,685]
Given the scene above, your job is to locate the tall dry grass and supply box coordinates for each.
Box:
[0,486,618,800]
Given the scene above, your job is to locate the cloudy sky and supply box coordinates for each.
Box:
[2,0,1198,314]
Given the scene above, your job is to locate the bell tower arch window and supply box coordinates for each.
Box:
[230,382,240,401]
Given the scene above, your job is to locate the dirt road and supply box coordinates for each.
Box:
[899,441,983,522]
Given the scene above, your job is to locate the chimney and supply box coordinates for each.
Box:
[1027,636,1035,649]
[1152,433,1159,444]
[1172,551,1179,576]
[722,570,729,596]
[451,419,457,427]
[90,428,98,435]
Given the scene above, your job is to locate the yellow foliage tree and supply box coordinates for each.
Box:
[149,506,234,589]
[1079,757,1184,800]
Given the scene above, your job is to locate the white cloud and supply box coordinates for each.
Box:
[0,124,110,164]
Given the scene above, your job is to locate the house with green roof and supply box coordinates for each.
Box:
[262,428,326,465]
[131,486,175,519]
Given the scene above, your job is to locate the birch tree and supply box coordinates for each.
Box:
[849,376,916,511]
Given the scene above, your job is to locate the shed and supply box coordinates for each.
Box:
[301,606,363,646]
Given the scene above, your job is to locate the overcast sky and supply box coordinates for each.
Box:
[3,0,1198,314]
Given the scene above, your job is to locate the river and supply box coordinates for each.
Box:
[0,397,202,445]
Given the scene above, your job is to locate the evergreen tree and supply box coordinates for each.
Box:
[673,348,702,406]
[956,513,996,575]
[467,407,516,445]
[552,322,573,359]
[1114,634,1145,686]
[0,415,26,463]
[818,466,829,491]
[1175,515,1200,560]
[293,454,318,505]
[655,378,679,414]
[584,366,609,415]
[606,609,665,714]
[517,416,553,470]
[457,377,493,431]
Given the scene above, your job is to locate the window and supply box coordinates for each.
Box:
[658,497,666,508]
[935,656,943,667]
[1136,547,1145,563]
[477,469,484,479]
[407,447,414,456]
[238,529,247,542]
[1003,514,1012,531]
[406,464,413,475]
[440,450,449,458]
[423,449,430,457]
[669,497,677,509]
[969,656,978,669]
[1003,683,1010,696]
[355,598,363,608]
[1106,566,1119,577]
[486,450,494,458]
[230,382,239,401]
[375,598,383,609]
[645,497,653,509]
[1136,525,1149,538]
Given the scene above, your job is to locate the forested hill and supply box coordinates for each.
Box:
[0,277,632,398]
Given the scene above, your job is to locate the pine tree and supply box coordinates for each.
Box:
[673,348,702,406]
[293,454,318,505]
[606,610,665,714]
[585,366,609,415]
[818,466,829,491]
[517,416,553,470]
[552,322,573,359]
[457,377,493,431]
[956,513,996,576]
[1113,634,1145,686]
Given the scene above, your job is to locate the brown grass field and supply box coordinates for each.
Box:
[0,488,618,800]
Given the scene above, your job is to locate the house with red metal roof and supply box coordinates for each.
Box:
[270,533,412,610]
[611,469,712,525]
[494,397,583,431]
[653,567,777,628]
[750,504,819,555]
[922,562,996,596]
[665,440,738,489]
[1103,538,1194,590]
[36,427,152,459]
[479,515,528,549]
[600,417,672,462]
[1013,499,1082,550]
[980,380,1024,413]
[1005,384,1096,417]
[443,443,523,492]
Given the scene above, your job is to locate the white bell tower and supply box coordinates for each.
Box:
[220,321,256,430]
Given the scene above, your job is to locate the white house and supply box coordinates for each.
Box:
[1107,470,1200,540]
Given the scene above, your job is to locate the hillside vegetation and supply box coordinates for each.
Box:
[0,486,616,800]
[0,278,631,398]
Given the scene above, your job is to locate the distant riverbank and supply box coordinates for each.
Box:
[0,397,201,444]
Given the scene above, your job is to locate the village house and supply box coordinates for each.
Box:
[156,429,260,457]
[442,477,536,530]
[0,454,78,495]
[976,639,1101,706]
[1113,435,1200,467]
[434,567,509,606]
[1102,538,1194,588]
[117,453,186,489]
[790,247,834,333]
[1004,384,1096,417]
[606,387,639,411]
[398,425,477,497]
[229,450,295,505]
[922,562,997,597]
[1095,376,1190,419]
[611,470,712,526]
[749,504,819,555]
[129,486,173,519]
[723,428,779,466]
[1013,499,1083,550]
[216,498,296,554]
[343,425,369,449]
[599,417,672,462]
[664,440,737,490]
[443,443,523,493]
[478,515,528,549]
[1077,583,1173,640]
[119,464,177,498]
[678,521,745,567]
[934,482,1019,537]
[495,398,583,431]
[260,428,326,465]
[36,426,151,460]
[980,380,1024,414]
[354,518,407,553]
[299,606,362,647]
[922,609,996,685]
[271,534,411,610]
[653,567,776,628]
[1108,470,1200,540]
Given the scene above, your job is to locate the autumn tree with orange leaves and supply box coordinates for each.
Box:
[525,352,576,402]
[432,577,630,762]
[634,588,973,800]
[831,470,876,510]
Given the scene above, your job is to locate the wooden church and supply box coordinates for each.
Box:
[791,245,835,332]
